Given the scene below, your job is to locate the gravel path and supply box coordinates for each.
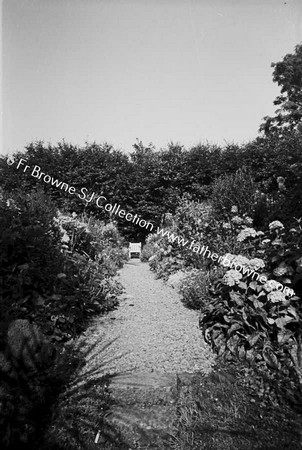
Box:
[80,259,214,375]
[72,260,215,448]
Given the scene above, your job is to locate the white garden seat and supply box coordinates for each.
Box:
[129,242,142,258]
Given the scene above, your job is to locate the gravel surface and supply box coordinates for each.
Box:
[79,259,214,376]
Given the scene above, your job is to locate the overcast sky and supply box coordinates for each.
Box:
[2,0,302,155]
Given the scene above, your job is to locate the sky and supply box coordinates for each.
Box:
[2,0,302,155]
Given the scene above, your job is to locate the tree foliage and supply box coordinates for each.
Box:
[2,128,302,241]
[260,44,302,135]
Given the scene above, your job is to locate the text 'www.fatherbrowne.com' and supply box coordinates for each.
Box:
[156,227,294,296]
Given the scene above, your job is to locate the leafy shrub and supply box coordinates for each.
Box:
[0,188,65,341]
[0,333,84,449]
[140,233,161,262]
[0,190,126,346]
[166,270,187,290]
[146,197,213,278]
[55,213,127,317]
[149,248,185,280]
[0,189,127,449]
[146,198,249,281]
[140,243,156,262]
[57,213,126,268]
[200,218,302,391]
[179,268,225,310]
[210,167,257,221]
[179,269,209,310]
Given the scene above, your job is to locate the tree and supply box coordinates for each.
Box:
[260,43,302,135]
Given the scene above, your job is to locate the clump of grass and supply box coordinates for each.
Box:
[169,361,302,450]
[41,338,129,450]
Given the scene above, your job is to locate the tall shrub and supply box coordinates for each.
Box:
[210,167,257,221]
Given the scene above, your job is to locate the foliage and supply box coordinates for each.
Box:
[164,197,214,270]
[240,132,302,226]
[140,234,161,262]
[0,139,255,242]
[0,189,126,347]
[0,189,127,449]
[145,197,248,281]
[200,218,302,390]
[170,360,302,450]
[210,167,258,222]
[179,269,211,310]
[52,213,127,327]
[2,133,302,244]
[260,43,302,135]
[149,242,186,281]
[2,130,302,241]
[41,339,128,450]
[0,188,65,337]
[0,339,83,449]
[166,269,187,290]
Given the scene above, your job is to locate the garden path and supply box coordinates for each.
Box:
[78,259,215,448]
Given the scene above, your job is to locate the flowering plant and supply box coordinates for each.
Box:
[201,217,302,388]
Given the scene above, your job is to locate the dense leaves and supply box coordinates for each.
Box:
[0,188,127,449]
[260,44,302,135]
[201,217,302,389]
[2,129,302,240]
[0,189,127,346]
[143,195,302,401]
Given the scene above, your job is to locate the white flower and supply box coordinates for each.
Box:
[249,258,265,270]
[237,227,257,242]
[227,255,264,272]
[222,222,231,229]
[263,280,281,293]
[222,254,257,272]
[233,255,250,268]
[61,233,70,243]
[269,220,284,231]
[231,206,238,213]
[222,269,242,286]
[231,216,243,225]
[245,217,253,225]
[272,238,283,246]
[267,291,286,303]
[273,265,288,276]
[261,239,271,245]
[222,253,236,266]
[296,257,302,267]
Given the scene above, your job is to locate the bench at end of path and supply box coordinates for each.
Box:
[129,242,142,258]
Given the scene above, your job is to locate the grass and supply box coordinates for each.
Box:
[26,342,302,450]
[169,361,302,450]
[0,328,130,449]
[40,337,130,450]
